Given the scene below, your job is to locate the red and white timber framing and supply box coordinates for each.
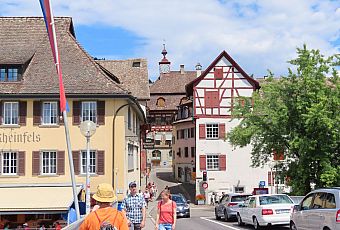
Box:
[189,51,259,118]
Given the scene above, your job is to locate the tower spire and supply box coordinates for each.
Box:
[159,43,170,74]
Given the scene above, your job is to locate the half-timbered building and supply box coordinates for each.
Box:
[186,51,270,201]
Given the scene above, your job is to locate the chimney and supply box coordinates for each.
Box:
[195,63,202,77]
[180,64,185,74]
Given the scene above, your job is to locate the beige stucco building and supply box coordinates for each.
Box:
[0,17,149,227]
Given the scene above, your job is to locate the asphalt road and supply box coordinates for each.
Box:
[175,207,290,230]
[146,167,290,230]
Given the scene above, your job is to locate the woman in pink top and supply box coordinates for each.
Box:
[155,189,177,230]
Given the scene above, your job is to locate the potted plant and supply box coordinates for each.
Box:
[196,194,205,205]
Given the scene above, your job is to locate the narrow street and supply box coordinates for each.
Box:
[145,167,290,230]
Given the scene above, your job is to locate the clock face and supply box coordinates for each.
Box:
[160,64,170,73]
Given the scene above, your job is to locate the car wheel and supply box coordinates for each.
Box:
[253,217,261,230]
[224,210,230,222]
[215,209,221,220]
[290,222,297,230]
[237,213,244,226]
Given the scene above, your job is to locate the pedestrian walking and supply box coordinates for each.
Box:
[143,188,151,208]
[121,182,146,230]
[54,222,61,230]
[4,223,10,230]
[79,183,128,230]
[23,223,29,230]
[155,189,177,230]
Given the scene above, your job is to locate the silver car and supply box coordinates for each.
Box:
[290,187,340,230]
[215,193,251,221]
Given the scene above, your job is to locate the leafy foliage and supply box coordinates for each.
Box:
[227,45,340,195]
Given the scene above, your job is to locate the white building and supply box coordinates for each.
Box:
[186,51,271,201]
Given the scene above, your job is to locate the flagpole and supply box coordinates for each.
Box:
[48,1,80,220]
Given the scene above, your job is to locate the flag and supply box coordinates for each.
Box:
[39,0,67,112]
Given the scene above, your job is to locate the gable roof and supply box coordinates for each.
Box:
[0,17,128,96]
[186,50,260,96]
[150,70,197,94]
[96,59,150,100]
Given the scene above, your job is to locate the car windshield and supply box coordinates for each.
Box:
[172,195,185,204]
[231,195,249,202]
[259,195,293,205]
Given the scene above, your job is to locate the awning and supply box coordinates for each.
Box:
[0,184,83,214]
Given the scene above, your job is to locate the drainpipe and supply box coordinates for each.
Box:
[112,103,131,198]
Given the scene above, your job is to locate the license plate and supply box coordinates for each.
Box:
[276,209,290,214]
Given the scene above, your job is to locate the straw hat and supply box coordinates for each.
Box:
[92,183,117,203]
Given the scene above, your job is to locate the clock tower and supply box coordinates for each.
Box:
[159,44,171,74]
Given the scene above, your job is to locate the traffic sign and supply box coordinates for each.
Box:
[202,182,208,189]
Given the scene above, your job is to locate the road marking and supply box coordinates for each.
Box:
[200,217,241,230]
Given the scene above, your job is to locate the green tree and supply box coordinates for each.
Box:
[227,45,340,195]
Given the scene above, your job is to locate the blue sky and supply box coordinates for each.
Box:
[0,0,339,80]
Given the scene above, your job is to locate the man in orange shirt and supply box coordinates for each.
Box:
[80,183,128,230]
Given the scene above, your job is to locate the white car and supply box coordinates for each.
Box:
[237,194,294,229]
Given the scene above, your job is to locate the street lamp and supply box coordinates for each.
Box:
[80,120,97,214]
[268,161,275,194]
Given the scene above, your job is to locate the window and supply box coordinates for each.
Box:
[184,129,189,139]
[0,66,20,82]
[128,107,131,130]
[205,91,219,107]
[2,152,17,175]
[128,144,134,171]
[156,98,165,108]
[132,113,136,133]
[206,155,219,170]
[81,150,96,174]
[301,193,315,210]
[3,102,19,125]
[184,147,189,157]
[191,147,195,158]
[81,101,97,123]
[42,102,58,125]
[234,187,245,193]
[190,128,195,138]
[169,150,172,157]
[152,150,161,159]
[178,148,181,157]
[259,195,293,205]
[206,124,219,139]
[41,151,56,174]
[181,130,185,139]
[249,197,256,208]
[132,61,141,67]
[324,193,336,209]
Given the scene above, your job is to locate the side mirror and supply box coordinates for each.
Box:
[187,200,191,204]
[293,204,301,212]
[215,200,219,204]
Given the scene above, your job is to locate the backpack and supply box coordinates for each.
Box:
[94,210,118,230]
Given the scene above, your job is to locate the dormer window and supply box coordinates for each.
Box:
[132,61,141,67]
[0,65,21,82]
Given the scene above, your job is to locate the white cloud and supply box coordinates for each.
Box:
[1,0,339,80]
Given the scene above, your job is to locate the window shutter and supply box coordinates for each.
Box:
[19,101,27,126]
[18,151,25,176]
[32,151,40,176]
[214,68,223,79]
[58,101,64,125]
[57,151,65,175]
[72,151,80,175]
[268,172,272,186]
[97,101,105,125]
[33,101,41,126]
[199,155,206,171]
[73,101,81,125]
[199,124,205,139]
[0,101,2,125]
[273,151,284,161]
[219,123,225,139]
[219,154,226,171]
[97,150,105,175]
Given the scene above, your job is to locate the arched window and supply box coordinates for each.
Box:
[156,97,165,107]
[152,150,161,158]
